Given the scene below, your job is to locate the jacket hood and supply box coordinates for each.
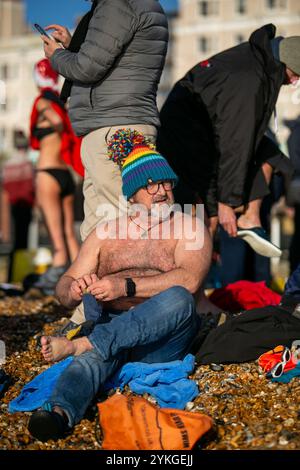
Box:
[249,24,285,79]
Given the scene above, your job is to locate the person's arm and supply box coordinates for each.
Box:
[87,216,212,301]
[55,230,100,308]
[88,217,212,300]
[131,216,212,297]
[50,0,137,84]
[37,98,63,132]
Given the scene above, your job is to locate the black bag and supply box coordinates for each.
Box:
[195,304,300,364]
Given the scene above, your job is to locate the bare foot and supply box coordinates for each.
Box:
[237,215,261,230]
[41,336,94,363]
[41,336,75,362]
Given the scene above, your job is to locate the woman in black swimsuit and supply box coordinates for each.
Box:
[30,58,79,291]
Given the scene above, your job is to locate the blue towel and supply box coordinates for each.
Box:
[9,357,73,413]
[104,354,198,409]
[271,362,300,384]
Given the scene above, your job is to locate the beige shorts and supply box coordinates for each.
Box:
[71,124,157,325]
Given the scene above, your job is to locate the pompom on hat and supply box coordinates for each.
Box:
[33,58,59,92]
[107,129,178,199]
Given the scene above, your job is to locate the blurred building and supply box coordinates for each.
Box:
[0,0,44,154]
[157,10,178,108]
[171,0,300,143]
[1,0,300,154]
[0,0,29,38]
[0,0,177,155]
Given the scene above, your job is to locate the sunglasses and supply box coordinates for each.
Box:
[267,347,291,378]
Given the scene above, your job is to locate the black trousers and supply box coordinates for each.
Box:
[7,202,32,282]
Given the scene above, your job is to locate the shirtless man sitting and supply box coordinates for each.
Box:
[28,131,212,442]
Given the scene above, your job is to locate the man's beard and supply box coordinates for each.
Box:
[149,199,175,222]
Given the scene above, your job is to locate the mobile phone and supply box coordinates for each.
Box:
[34,23,51,39]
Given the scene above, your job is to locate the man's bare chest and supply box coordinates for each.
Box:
[98,239,177,275]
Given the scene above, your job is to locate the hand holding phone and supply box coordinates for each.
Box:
[34,23,51,40]
[44,24,72,49]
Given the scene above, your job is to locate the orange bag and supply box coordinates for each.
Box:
[98,394,213,450]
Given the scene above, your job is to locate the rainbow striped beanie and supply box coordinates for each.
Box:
[107,129,178,198]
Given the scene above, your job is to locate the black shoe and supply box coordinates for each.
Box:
[23,273,41,293]
[33,265,68,295]
[0,369,12,399]
[28,409,69,442]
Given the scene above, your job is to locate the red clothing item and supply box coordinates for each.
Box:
[30,89,84,177]
[2,159,34,206]
[209,280,281,312]
[258,345,296,374]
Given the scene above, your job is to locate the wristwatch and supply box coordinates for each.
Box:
[125,278,136,297]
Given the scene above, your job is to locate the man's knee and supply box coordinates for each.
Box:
[162,286,195,313]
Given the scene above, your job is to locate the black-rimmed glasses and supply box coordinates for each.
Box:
[145,180,175,195]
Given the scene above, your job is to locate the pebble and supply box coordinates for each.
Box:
[2,296,300,450]
[185,401,194,411]
[279,437,289,446]
[210,363,224,372]
[283,418,295,427]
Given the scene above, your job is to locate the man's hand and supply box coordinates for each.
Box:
[87,278,126,301]
[45,24,72,48]
[70,274,100,301]
[42,35,63,59]
[218,202,237,237]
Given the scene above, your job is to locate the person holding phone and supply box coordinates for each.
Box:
[35,22,69,48]
[37,0,168,326]
[34,24,52,40]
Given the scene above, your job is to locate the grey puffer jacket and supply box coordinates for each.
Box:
[51,0,168,136]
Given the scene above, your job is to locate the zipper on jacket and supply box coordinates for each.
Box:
[90,86,94,109]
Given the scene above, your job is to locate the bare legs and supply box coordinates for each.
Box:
[62,195,79,262]
[36,172,79,266]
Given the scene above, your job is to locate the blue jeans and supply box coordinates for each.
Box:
[46,286,200,426]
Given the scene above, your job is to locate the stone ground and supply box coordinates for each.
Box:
[1,295,300,450]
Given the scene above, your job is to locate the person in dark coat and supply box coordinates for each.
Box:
[157,24,298,258]
[285,116,300,271]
